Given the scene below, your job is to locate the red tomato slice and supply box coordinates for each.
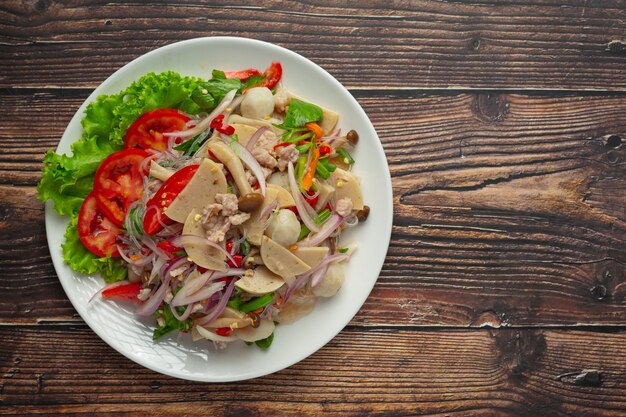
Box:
[259,62,282,90]
[102,282,142,301]
[78,192,122,258]
[93,148,151,227]
[224,68,261,80]
[143,164,199,235]
[124,108,191,151]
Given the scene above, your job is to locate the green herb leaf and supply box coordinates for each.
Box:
[284,98,323,128]
[153,305,191,340]
[241,74,265,91]
[255,332,274,349]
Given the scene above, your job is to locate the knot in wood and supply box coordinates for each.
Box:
[557,370,603,387]
[605,135,622,149]
[590,284,607,300]
[607,40,626,54]
[472,93,508,123]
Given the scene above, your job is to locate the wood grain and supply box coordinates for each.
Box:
[2,325,626,416]
[2,89,625,326]
[2,1,626,90]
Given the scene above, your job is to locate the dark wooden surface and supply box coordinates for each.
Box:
[2,1,626,416]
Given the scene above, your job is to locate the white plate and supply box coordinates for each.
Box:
[45,37,393,382]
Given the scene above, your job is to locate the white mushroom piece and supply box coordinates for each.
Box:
[331,168,363,211]
[207,140,253,196]
[260,236,311,280]
[240,87,275,120]
[235,266,285,295]
[164,158,227,223]
[148,161,174,182]
[312,263,345,297]
[265,208,300,247]
[182,208,226,271]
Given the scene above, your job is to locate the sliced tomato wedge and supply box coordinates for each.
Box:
[102,282,142,301]
[224,68,261,80]
[143,164,199,235]
[259,62,282,90]
[93,148,150,227]
[124,108,191,151]
[78,192,121,258]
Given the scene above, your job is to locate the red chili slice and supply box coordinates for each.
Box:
[93,148,150,227]
[124,108,191,151]
[224,68,261,80]
[77,192,122,258]
[102,282,142,301]
[143,164,199,235]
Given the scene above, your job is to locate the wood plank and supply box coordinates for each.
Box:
[1,90,625,326]
[2,1,626,90]
[1,326,626,416]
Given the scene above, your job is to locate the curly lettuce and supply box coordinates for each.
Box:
[38,71,203,281]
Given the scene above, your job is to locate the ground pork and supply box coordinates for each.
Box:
[215,193,238,216]
[252,146,277,169]
[336,197,353,217]
[276,144,299,171]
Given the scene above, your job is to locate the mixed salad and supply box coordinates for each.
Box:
[38,62,369,348]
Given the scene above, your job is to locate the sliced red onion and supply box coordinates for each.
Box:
[203,292,221,313]
[169,303,193,321]
[172,281,225,307]
[88,280,131,304]
[164,254,189,274]
[172,271,214,305]
[298,214,343,247]
[324,129,341,145]
[141,234,169,259]
[155,222,183,238]
[259,200,279,223]
[193,278,237,326]
[164,89,237,139]
[170,234,236,266]
[283,253,349,302]
[229,139,267,197]
[245,126,269,151]
[145,256,166,286]
[310,262,330,288]
[287,162,319,232]
[117,245,154,267]
[223,95,244,119]
[135,273,170,317]
[139,154,157,175]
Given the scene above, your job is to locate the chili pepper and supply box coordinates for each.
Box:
[301,148,320,191]
[304,189,318,208]
[305,122,325,140]
[273,142,291,151]
[215,327,233,337]
[102,282,142,301]
[156,241,184,260]
[319,144,332,156]
[227,254,243,268]
[225,240,235,254]
[210,114,235,135]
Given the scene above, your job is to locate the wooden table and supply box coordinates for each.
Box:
[2,2,626,416]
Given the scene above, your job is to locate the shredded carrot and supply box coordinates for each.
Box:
[301,148,320,191]
[252,307,264,314]
[305,122,324,140]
